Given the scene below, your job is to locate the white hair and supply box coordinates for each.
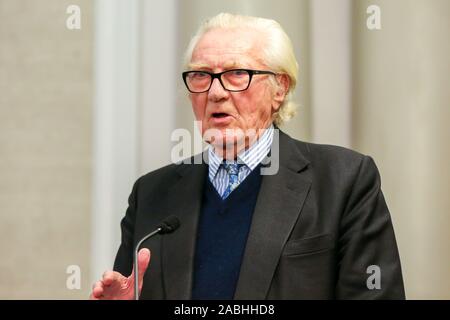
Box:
[183,13,299,126]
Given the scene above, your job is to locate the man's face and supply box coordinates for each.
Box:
[188,28,286,150]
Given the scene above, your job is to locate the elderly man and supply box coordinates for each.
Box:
[90,13,405,300]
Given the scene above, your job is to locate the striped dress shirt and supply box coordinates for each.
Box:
[207,125,274,197]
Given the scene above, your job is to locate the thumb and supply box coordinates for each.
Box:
[136,248,151,289]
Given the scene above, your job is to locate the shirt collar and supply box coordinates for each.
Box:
[208,125,274,180]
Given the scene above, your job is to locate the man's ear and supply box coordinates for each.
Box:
[273,74,290,111]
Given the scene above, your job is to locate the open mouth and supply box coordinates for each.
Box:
[212,112,230,118]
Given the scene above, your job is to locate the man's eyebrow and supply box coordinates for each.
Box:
[186,63,211,70]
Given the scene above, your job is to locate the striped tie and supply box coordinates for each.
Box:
[222,162,242,199]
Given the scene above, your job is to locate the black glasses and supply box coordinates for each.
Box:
[182,69,276,93]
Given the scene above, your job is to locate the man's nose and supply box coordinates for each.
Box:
[208,77,229,101]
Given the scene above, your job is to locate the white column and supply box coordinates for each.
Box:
[139,0,178,174]
[91,0,140,282]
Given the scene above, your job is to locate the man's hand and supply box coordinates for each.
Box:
[89,248,151,300]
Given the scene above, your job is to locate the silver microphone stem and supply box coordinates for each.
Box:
[133,227,161,300]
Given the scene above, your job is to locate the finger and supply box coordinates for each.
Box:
[92,281,103,298]
[137,248,151,287]
[101,271,117,286]
[128,248,151,290]
[92,285,104,298]
[92,280,102,290]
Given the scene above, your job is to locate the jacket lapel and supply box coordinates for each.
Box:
[162,157,207,299]
[234,131,311,299]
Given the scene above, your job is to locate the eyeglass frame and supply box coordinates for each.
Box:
[182,68,277,93]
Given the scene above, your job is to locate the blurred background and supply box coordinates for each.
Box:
[0,0,449,299]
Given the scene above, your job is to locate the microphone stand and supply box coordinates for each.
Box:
[133,227,161,300]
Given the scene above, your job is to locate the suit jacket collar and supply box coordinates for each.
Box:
[233,129,311,299]
[161,130,311,299]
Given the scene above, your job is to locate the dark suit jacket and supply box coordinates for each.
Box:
[114,130,405,299]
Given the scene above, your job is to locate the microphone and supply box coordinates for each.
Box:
[133,215,180,300]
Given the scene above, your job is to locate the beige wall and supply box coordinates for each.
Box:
[0,0,92,298]
[352,0,450,299]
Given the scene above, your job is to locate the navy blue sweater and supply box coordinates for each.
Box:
[192,166,263,299]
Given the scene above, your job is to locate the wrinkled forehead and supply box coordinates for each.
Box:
[189,28,267,69]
